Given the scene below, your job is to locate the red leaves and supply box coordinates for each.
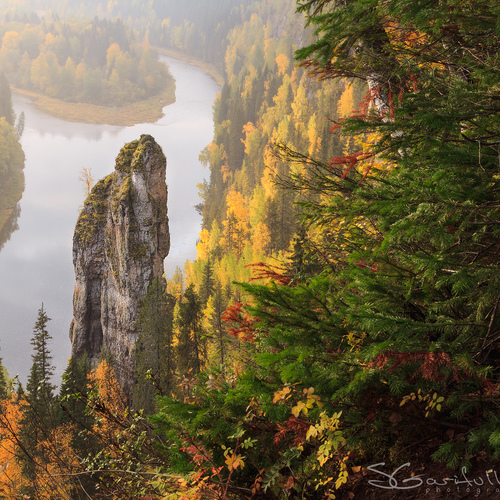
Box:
[246,262,293,285]
[328,152,374,181]
[441,25,459,36]
[221,263,294,343]
[222,302,258,342]
[273,416,310,446]
[180,443,212,465]
[370,350,460,382]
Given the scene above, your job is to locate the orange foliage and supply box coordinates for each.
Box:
[0,395,81,498]
[34,424,81,499]
[328,152,374,182]
[88,359,127,439]
[0,395,24,496]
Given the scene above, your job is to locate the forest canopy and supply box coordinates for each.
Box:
[0,0,499,498]
[0,13,171,106]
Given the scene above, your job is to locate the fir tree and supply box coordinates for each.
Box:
[19,304,56,494]
[57,353,91,435]
[153,1,500,494]
[176,284,204,378]
[0,360,8,401]
[199,258,215,306]
[132,278,176,413]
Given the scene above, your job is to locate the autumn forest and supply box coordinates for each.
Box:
[0,0,499,498]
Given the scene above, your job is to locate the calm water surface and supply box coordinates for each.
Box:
[0,56,219,385]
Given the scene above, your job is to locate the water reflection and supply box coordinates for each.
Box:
[1,56,219,385]
[0,204,21,253]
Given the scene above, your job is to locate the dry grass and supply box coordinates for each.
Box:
[13,77,176,126]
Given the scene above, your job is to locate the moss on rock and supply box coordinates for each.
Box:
[74,173,114,246]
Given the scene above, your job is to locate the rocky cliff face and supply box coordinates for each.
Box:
[69,134,169,397]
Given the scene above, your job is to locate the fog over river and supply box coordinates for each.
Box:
[0,56,220,385]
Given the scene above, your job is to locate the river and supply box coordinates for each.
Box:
[0,56,220,386]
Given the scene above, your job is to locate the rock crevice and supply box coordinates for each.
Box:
[69,134,169,396]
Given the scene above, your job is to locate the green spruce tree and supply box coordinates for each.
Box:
[19,304,56,494]
[132,278,176,413]
[176,284,204,378]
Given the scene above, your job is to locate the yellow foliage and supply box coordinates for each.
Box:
[355,132,396,175]
[224,449,245,471]
[241,79,253,98]
[241,121,256,154]
[202,295,215,331]
[307,114,322,156]
[221,190,250,255]
[106,42,122,67]
[196,228,210,260]
[400,389,445,417]
[275,53,289,76]
[337,82,355,118]
[1,31,21,50]
[252,221,271,255]
[291,387,323,417]
[88,359,127,439]
[44,32,57,46]
[261,149,277,199]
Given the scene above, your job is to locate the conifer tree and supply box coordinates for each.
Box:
[57,353,93,454]
[152,1,500,494]
[209,280,230,372]
[176,284,204,379]
[132,278,176,413]
[0,356,9,401]
[199,258,214,306]
[19,304,56,494]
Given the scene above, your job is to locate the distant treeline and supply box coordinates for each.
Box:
[0,13,170,106]
[1,0,260,72]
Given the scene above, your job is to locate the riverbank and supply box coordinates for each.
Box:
[156,48,225,87]
[11,49,225,127]
[12,71,176,127]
